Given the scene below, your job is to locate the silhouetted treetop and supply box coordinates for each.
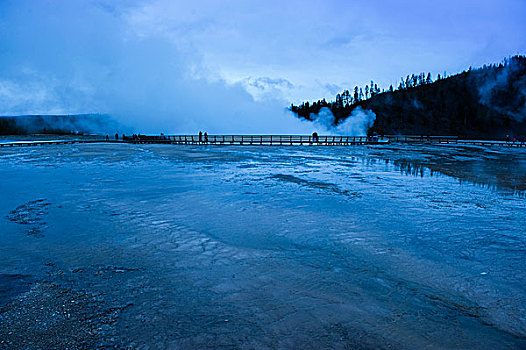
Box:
[290,56,526,139]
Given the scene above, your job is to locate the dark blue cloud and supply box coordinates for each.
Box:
[0,0,524,133]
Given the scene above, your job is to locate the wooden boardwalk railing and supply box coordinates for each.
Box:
[382,135,526,147]
[1,135,525,147]
[384,135,459,143]
[124,135,381,146]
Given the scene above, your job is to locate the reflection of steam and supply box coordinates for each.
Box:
[308,107,376,136]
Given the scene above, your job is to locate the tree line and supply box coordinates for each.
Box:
[290,56,526,139]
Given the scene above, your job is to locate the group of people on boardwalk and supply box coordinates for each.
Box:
[198,131,209,144]
[115,133,144,142]
[105,133,123,141]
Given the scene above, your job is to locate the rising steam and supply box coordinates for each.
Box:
[478,58,526,122]
[0,1,315,135]
[308,107,376,136]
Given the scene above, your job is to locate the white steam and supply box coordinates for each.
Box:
[308,107,376,136]
[0,1,315,135]
[478,59,526,122]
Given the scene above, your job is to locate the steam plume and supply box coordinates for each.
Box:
[308,107,376,136]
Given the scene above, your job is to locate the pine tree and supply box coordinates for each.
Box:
[411,74,418,87]
[426,73,432,84]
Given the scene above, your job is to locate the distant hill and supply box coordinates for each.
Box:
[0,114,119,135]
[290,56,526,139]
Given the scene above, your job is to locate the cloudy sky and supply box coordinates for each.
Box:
[0,0,525,133]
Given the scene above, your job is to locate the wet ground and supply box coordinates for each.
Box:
[0,142,525,349]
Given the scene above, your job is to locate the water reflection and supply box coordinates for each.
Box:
[1,142,526,348]
[368,145,526,197]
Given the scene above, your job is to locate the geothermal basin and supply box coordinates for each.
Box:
[0,141,525,349]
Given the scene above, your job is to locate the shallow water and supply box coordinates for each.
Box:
[0,143,525,349]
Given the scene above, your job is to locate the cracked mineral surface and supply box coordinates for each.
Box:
[1,142,525,349]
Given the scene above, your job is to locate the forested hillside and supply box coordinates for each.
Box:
[290,56,526,139]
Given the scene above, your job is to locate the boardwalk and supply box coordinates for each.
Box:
[0,135,525,147]
[127,135,383,146]
[0,135,384,147]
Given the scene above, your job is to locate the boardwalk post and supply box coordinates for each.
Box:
[3,134,518,148]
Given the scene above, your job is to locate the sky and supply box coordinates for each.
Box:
[0,0,525,133]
